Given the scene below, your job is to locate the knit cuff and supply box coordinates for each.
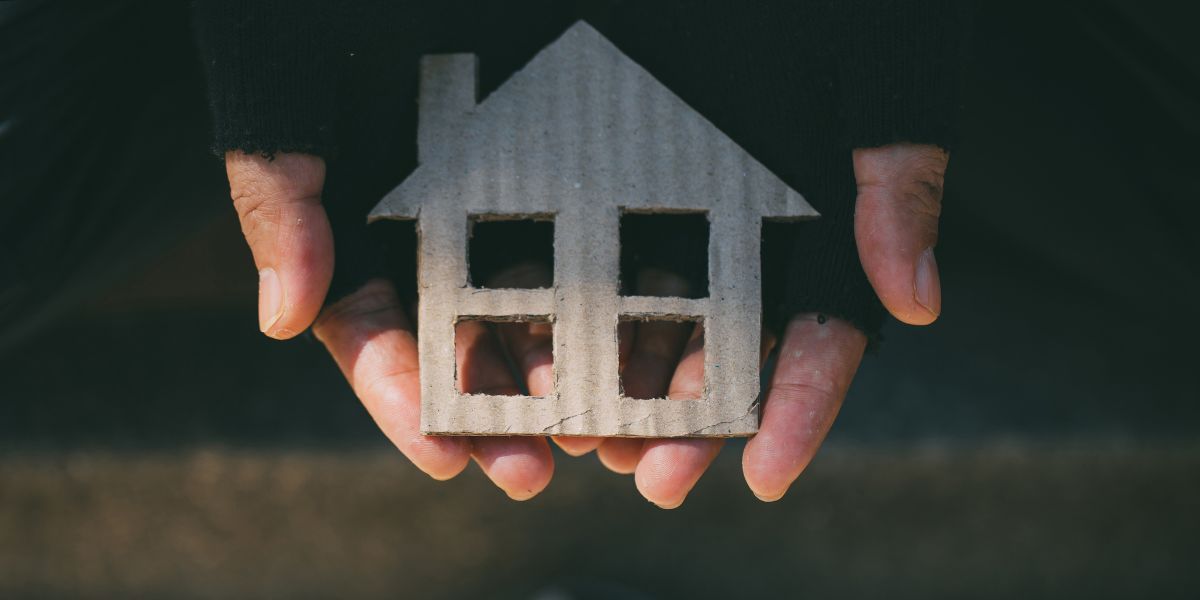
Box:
[834,0,970,151]
[763,169,887,341]
[191,0,339,157]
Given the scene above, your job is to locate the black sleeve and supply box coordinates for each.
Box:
[605,1,970,339]
[834,0,972,151]
[191,0,340,157]
[190,0,404,306]
[768,0,971,339]
[188,1,971,339]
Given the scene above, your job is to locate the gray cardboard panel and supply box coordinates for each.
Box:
[370,22,817,436]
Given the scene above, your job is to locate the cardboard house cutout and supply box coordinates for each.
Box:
[369,22,817,437]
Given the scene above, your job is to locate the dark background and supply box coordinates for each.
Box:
[2,1,1198,598]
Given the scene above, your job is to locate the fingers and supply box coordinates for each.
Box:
[455,320,523,396]
[493,321,554,396]
[598,268,696,475]
[853,143,949,325]
[743,314,866,501]
[494,320,603,457]
[617,320,635,372]
[619,267,695,399]
[226,151,334,339]
[595,321,641,471]
[596,317,693,474]
[314,282,554,500]
[470,437,555,501]
[312,279,471,480]
[619,320,694,399]
[628,326,776,506]
[635,325,723,509]
[455,320,555,500]
[486,261,598,456]
[596,439,644,475]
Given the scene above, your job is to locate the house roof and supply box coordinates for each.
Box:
[370,21,815,221]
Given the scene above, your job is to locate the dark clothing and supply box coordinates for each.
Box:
[0,1,968,346]
[190,0,970,336]
[2,0,1198,445]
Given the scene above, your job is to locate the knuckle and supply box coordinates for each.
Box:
[230,181,268,218]
[901,186,943,221]
[856,145,949,220]
[229,176,322,234]
[901,151,948,207]
[231,190,282,239]
[770,375,841,402]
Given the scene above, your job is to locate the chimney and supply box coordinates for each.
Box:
[417,54,478,164]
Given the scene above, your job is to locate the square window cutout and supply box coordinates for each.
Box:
[618,316,704,400]
[468,216,554,289]
[619,212,709,298]
[455,316,554,397]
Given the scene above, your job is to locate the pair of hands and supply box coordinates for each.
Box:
[226,142,948,507]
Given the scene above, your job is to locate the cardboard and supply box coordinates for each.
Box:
[369,22,817,437]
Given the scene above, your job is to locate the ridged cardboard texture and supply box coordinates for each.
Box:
[370,22,817,437]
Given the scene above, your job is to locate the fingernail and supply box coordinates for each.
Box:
[753,491,784,503]
[914,247,941,317]
[506,489,536,501]
[258,267,284,334]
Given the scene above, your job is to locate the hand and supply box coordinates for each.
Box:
[226,151,554,500]
[588,143,949,507]
[225,142,947,505]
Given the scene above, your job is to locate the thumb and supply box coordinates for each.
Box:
[226,151,334,339]
[853,143,948,326]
